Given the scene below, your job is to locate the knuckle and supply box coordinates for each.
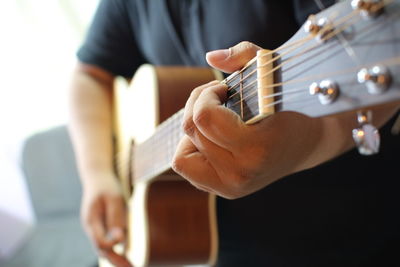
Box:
[182,117,196,136]
[234,41,254,53]
[171,155,185,175]
[193,106,212,128]
[190,86,203,98]
[207,80,221,87]
[238,41,253,49]
[233,41,260,59]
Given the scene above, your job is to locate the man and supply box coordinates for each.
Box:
[69,1,400,266]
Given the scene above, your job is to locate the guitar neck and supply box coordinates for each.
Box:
[133,109,185,182]
[132,0,400,182]
[131,60,268,182]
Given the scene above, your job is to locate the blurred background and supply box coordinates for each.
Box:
[0,0,100,266]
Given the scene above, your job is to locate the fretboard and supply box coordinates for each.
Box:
[225,60,261,122]
[133,109,185,182]
[132,61,261,182]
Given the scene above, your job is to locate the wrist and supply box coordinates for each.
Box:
[79,167,117,189]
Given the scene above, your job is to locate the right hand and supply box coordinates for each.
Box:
[81,172,132,267]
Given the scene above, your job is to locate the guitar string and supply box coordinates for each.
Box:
[225,7,355,96]
[118,110,186,177]
[314,0,362,66]
[227,1,398,109]
[116,49,400,178]
[225,35,314,90]
[226,11,359,102]
[137,54,400,179]
[117,43,400,180]
[115,0,396,178]
[227,0,372,89]
[313,0,325,11]
[226,0,393,103]
[224,2,369,97]
[227,17,358,107]
[133,74,400,177]
[133,54,400,175]
[251,0,392,72]
[245,56,400,112]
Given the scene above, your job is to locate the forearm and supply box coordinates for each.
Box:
[68,64,115,188]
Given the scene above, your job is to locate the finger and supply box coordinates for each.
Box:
[186,115,236,174]
[85,198,114,250]
[193,83,249,151]
[206,41,261,73]
[182,80,220,137]
[100,249,132,267]
[181,84,238,173]
[173,135,248,199]
[105,195,127,244]
[172,135,225,193]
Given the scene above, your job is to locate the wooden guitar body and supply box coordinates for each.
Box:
[113,65,222,266]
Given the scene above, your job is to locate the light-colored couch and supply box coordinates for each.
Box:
[1,126,97,267]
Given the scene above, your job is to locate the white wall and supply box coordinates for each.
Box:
[0,0,99,259]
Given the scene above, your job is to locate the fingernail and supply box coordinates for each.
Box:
[206,49,231,61]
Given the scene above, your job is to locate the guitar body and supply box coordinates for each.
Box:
[113,65,222,266]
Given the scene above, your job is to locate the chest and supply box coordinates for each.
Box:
[129,0,298,66]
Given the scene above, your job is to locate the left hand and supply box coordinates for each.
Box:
[172,41,399,199]
[171,42,327,199]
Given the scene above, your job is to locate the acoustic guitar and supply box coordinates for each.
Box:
[107,0,400,266]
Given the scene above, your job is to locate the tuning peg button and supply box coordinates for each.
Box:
[304,16,333,42]
[357,65,391,94]
[352,111,380,155]
[309,80,339,105]
[351,0,384,19]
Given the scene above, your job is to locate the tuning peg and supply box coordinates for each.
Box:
[352,111,380,155]
[351,0,384,19]
[304,15,333,42]
[357,65,391,94]
[309,80,339,105]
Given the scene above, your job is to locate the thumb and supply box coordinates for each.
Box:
[206,41,261,73]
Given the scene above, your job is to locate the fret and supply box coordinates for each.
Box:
[225,72,242,118]
[224,59,262,122]
[241,62,259,122]
[239,71,244,120]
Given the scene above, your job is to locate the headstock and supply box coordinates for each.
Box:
[224,0,400,155]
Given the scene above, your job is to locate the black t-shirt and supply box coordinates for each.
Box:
[78,1,400,266]
[78,0,324,76]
